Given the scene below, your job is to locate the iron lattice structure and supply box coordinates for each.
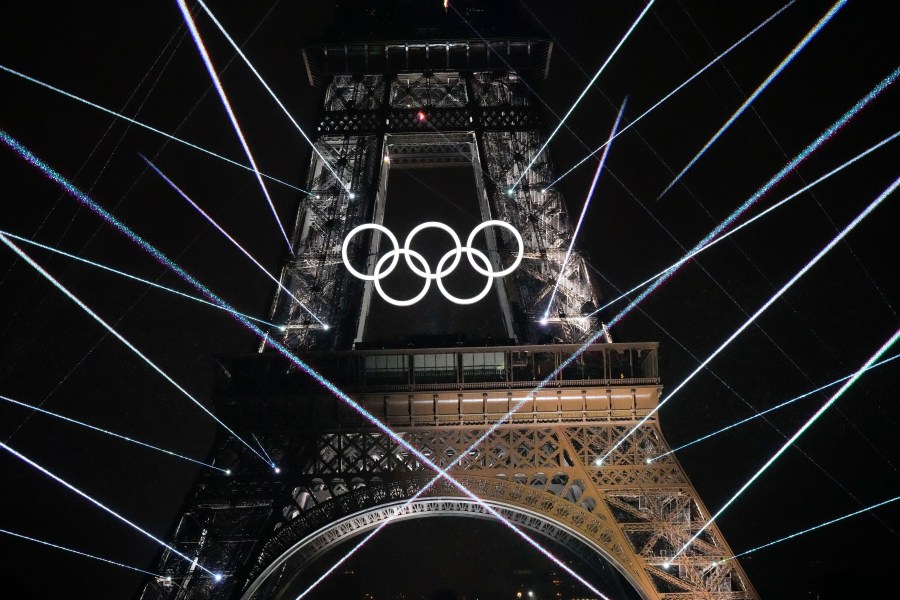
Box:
[140,26,759,600]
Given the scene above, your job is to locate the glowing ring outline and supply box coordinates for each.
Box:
[341,223,400,281]
[403,221,462,279]
[435,247,494,305]
[466,220,524,278]
[373,249,431,307]
[341,220,523,306]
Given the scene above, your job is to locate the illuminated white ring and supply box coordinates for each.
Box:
[341,223,400,281]
[465,220,524,277]
[373,249,431,307]
[435,247,494,305]
[403,221,462,279]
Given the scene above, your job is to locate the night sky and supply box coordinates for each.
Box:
[1,1,899,599]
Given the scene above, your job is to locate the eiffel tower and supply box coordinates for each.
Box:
[140,2,759,598]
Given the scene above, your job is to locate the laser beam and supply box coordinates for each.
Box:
[0,393,227,473]
[671,326,900,563]
[175,0,293,253]
[0,64,306,193]
[651,352,900,460]
[0,231,269,467]
[543,98,626,320]
[601,174,900,466]
[510,0,655,190]
[0,440,222,580]
[588,128,900,318]
[659,0,846,198]
[194,0,352,192]
[0,228,281,329]
[1,130,603,595]
[545,0,796,190]
[251,433,276,468]
[142,157,328,327]
[0,527,163,578]
[724,495,900,562]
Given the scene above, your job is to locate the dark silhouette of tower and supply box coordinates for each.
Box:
[139,3,758,598]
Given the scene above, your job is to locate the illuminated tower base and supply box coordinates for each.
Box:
[141,3,759,598]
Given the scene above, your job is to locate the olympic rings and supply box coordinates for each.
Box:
[341,220,524,306]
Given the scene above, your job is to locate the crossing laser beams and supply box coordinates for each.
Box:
[650,352,900,460]
[658,0,847,198]
[295,70,899,591]
[542,98,626,321]
[510,0,655,190]
[0,64,306,193]
[724,495,900,562]
[588,128,900,319]
[142,157,328,327]
[0,527,164,578]
[1,131,603,595]
[0,440,222,580]
[0,228,281,330]
[671,326,900,563]
[545,0,796,190]
[194,0,352,193]
[0,231,270,468]
[175,0,293,253]
[0,393,227,473]
[600,174,900,467]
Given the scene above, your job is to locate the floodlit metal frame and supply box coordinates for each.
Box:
[143,29,759,600]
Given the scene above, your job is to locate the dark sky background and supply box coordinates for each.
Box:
[0,1,898,599]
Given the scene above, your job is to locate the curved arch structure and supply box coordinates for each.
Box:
[241,481,646,599]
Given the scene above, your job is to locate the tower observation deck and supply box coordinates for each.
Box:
[140,2,760,598]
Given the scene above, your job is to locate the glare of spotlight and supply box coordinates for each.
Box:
[225,469,232,476]
[274,466,281,474]
[214,574,223,583]
[662,563,671,570]
[349,192,357,199]
[506,188,515,196]
[416,110,427,122]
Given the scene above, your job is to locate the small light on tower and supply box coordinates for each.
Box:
[416,110,427,122]
[444,0,449,10]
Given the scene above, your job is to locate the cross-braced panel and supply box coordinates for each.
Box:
[270,135,380,349]
[480,131,600,342]
[390,72,468,108]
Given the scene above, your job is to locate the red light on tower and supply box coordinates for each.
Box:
[416,110,427,122]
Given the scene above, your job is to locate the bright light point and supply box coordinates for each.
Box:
[506,188,514,196]
[416,110,427,122]
[225,469,232,476]
[348,192,356,199]
[165,576,172,582]
[539,318,548,325]
[323,324,330,331]
[315,195,321,199]
[594,458,602,466]
[645,457,652,464]
[213,573,223,583]
[528,592,534,598]
[662,563,671,570]
[274,466,281,474]
[278,326,286,332]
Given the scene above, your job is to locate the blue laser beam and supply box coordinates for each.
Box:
[0,228,281,330]
[142,157,328,328]
[659,0,846,198]
[194,0,351,193]
[0,527,164,578]
[0,131,603,596]
[510,0,655,190]
[175,0,293,254]
[672,326,900,563]
[588,128,900,318]
[542,98,626,320]
[0,440,222,580]
[0,231,269,467]
[545,0,796,190]
[602,174,900,466]
[652,352,900,460]
[0,393,227,473]
[0,64,306,193]
[725,495,900,561]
